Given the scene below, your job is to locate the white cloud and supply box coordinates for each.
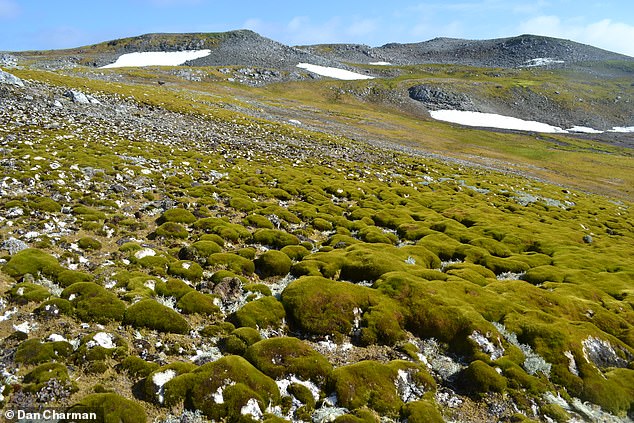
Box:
[0,0,19,19]
[518,15,634,57]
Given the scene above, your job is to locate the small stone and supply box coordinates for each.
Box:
[1,237,28,255]
[583,235,593,244]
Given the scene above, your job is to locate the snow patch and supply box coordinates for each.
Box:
[430,110,568,133]
[524,58,565,67]
[369,61,392,65]
[567,126,603,134]
[102,50,211,68]
[609,126,634,133]
[297,63,374,80]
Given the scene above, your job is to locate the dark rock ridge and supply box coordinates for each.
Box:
[13,31,632,72]
[56,30,353,71]
[299,34,634,67]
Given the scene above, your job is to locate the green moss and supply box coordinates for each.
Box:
[313,217,333,231]
[244,214,275,229]
[178,240,222,263]
[232,327,262,346]
[119,356,160,379]
[200,322,236,338]
[3,248,64,280]
[15,338,73,364]
[331,360,434,415]
[469,237,512,257]
[255,250,292,277]
[119,242,142,252]
[177,291,220,315]
[195,218,251,242]
[167,260,203,281]
[231,296,286,329]
[245,337,332,384]
[401,400,444,423]
[34,298,74,316]
[72,205,106,221]
[155,222,189,239]
[57,269,93,288]
[522,265,566,284]
[123,299,190,334]
[198,233,226,247]
[358,226,397,244]
[244,283,272,296]
[144,362,197,404]
[62,282,126,323]
[253,229,300,248]
[157,208,197,224]
[236,247,257,259]
[77,236,102,250]
[417,233,464,260]
[288,383,316,409]
[29,197,62,213]
[280,245,310,261]
[184,355,280,421]
[282,276,405,345]
[155,278,193,299]
[230,196,258,212]
[8,282,50,303]
[208,252,255,275]
[23,362,77,393]
[477,255,530,275]
[67,393,146,423]
[460,360,507,396]
[540,403,570,423]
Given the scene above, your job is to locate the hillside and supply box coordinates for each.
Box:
[300,34,634,67]
[1,30,633,423]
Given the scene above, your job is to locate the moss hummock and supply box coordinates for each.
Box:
[66,393,147,423]
[245,337,332,384]
[123,299,190,334]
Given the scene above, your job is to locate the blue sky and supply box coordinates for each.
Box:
[1,0,634,56]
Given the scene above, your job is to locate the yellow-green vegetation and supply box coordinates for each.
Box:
[330,360,436,415]
[123,299,190,334]
[67,393,147,423]
[1,55,633,422]
[244,337,333,384]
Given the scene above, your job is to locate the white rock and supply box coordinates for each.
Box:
[152,369,177,404]
[135,248,156,259]
[91,332,116,349]
[0,69,24,87]
[240,398,263,419]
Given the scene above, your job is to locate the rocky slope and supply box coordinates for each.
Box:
[299,34,634,67]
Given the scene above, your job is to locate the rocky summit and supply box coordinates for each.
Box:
[0,30,633,423]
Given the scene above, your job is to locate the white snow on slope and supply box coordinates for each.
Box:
[429,110,568,133]
[369,61,392,65]
[609,126,634,133]
[297,63,374,80]
[524,58,565,67]
[101,50,211,68]
[568,126,603,134]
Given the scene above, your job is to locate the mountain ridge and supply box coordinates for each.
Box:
[8,30,633,70]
